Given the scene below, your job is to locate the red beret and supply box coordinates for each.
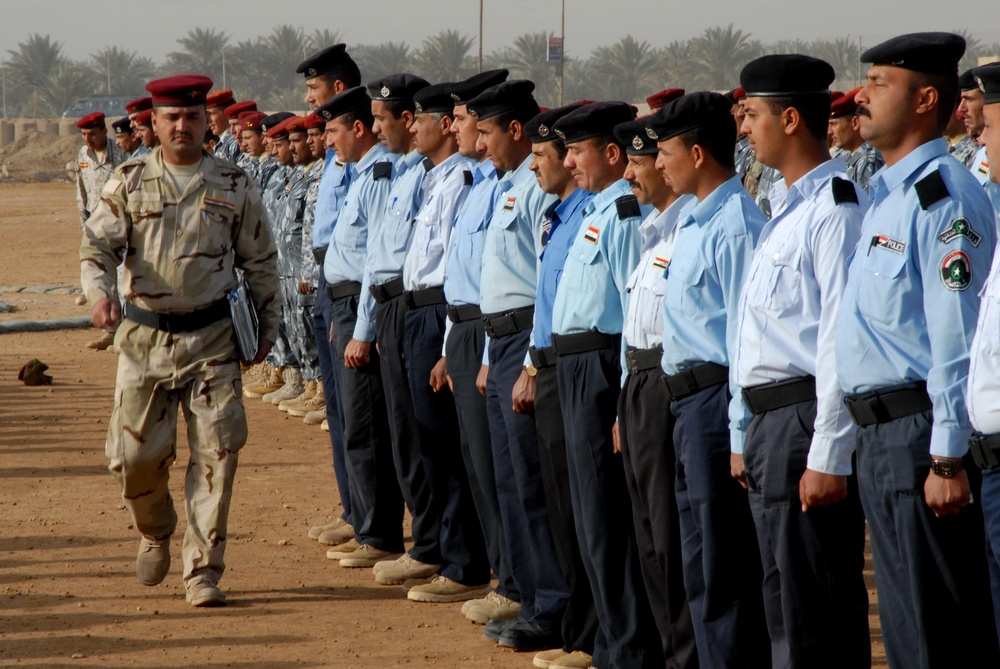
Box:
[205,88,236,109]
[238,111,267,131]
[303,112,325,130]
[831,90,844,102]
[830,86,862,118]
[125,96,152,115]
[146,75,214,107]
[134,109,154,127]
[286,116,309,134]
[265,115,301,139]
[645,88,685,110]
[733,86,746,101]
[225,100,258,119]
[76,112,106,129]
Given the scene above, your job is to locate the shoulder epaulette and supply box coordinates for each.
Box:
[373,162,393,181]
[422,157,435,172]
[914,170,949,210]
[615,194,641,220]
[831,177,859,205]
[463,170,474,186]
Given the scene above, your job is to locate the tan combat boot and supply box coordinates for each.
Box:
[86,331,115,351]
[288,382,325,417]
[265,367,303,404]
[304,408,326,425]
[243,365,283,399]
[278,379,316,412]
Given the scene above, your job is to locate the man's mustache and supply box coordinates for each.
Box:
[857,107,872,118]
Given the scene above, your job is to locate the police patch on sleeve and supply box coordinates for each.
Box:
[937,218,982,247]
[940,250,972,291]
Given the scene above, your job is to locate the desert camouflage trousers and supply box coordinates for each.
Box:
[106,317,247,587]
[280,276,319,381]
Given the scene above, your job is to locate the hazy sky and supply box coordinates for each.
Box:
[4,0,1000,63]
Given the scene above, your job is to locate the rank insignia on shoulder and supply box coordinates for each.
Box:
[873,234,905,254]
[463,170,474,186]
[652,256,669,271]
[583,225,600,244]
[938,218,982,247]
[502,197,516,212]
[831,177,859,205]
[79,161,89,169]
[940,250,972,291]
[914,170,949,210]
[335,161,345,169]
[373,162,392,180]
[615,194,641,220]
[203,196,236,212]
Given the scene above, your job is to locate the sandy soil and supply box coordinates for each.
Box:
[0,181,887,668]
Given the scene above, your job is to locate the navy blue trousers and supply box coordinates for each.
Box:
[618,368,697,669]
[486,329,569,629]
[743,400,869,669]
[671,382,769,669]
[375,295,440,564]
[856,411,998,669]
[329,294,403,552]
[556,345,663,669]
[982,466,1000,646]
[445,317,516,597]
[404,304,489,584]
[312,271,350,524]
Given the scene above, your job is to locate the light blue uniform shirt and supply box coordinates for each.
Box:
[551,179,646,340]
[531,188,593,351]
[622,194,696,351]
[733,160,867,475]
[479,153,555,314]
[313,148,354,249]
[356,149,427,342]
[984,178,1000,237]
[972,145,990,186]
[323,142,393,334]
[660,175,766,452]
[969,229,1000,435]
[836,139,996,459]
[403,152,474,291]
[443,158,500,307]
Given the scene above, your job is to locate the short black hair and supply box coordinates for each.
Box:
[491,102,542,130]
[911,70,960,132]
[763,94,832,143]
[382,99,416,117]
[678,124,736,170]
[317,59,362,90]
[339,105,374,130]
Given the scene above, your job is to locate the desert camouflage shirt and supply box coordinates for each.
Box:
[76,138,126,226]
[79,148,280,342]
[949,134,979,169]
[300,158,325,286]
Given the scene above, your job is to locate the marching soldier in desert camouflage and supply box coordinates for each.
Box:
[75,112,126,228]
[80,74,279,607]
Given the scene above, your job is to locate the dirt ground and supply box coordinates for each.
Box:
[0,181,887,668]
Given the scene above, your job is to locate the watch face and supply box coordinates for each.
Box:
[932,459,961,478]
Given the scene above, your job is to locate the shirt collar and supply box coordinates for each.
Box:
[690,174,744,226]
[474,158,496,184]
[502,153,535,188]
[875,137,948,194]
[356,142,388,173]
[784,159,841,208]
[584,178,632,217]
[642,193,696,243]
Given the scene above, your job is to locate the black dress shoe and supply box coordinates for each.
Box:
[498,619,561,651]
[484,616,518,641]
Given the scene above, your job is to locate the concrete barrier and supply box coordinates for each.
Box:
[0,121,14,148]
[13,121,36,142]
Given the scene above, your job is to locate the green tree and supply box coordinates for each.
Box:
[89,46,156,97]
[166,28,230,86]
[688,24,759,90]
[414,30,476,82]
[43,62,99,115]
[354,42,414,80]
[493,32,560,105]
[5,33,66,115]
[805,38,863,88]
[588,36,661,102]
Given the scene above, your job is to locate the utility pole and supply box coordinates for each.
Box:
[478,0,484,73]
[222,50,227,89]
[560,0,565,105]
[107,52,111,96]
[2,59,6,119]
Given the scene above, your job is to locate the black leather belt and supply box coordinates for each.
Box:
[482,306,534,338]
[446,303,482,323]
[661,362,729,401]
[970,432,1000,470]
[625,345,663,375]
[369,277,404,304]
[844,380,932,427]
[551,331,618,357]
[327,280,361,301]
[124,300,229,333]
[528,346,557,369]
[742,375,816,415]
[312,245,328,265]
[404,286,445,309]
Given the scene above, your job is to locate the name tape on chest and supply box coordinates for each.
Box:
[871,234,905,255]
[938,218,982,247]
[583,225,600,244]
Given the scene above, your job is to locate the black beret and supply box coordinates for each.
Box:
[316,86,371,122]
[111,117,133,134]
[367,73,430,102]
[646,91,734,142]
[466,80,539,122]
[524,104,584,143]
[449,69,509,104]
[297,43,354,79]
[974,64,1000,105]
[861,32,965,76]
[960,68,979,91]
[740,54,835,97]
[552,101,636,144]
[260,111,295,134]
[414,83,456,114]
[614,119,658,155]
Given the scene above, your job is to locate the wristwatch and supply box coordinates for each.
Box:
[524,364,538,378]
[931,458,964,478]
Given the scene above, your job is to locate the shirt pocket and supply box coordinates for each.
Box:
[336,200,364,249]
[761,244,803,313]
[855,248,907,327]
[566,238,602,291]
[492,212,518,260]
[664,258,708,317]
